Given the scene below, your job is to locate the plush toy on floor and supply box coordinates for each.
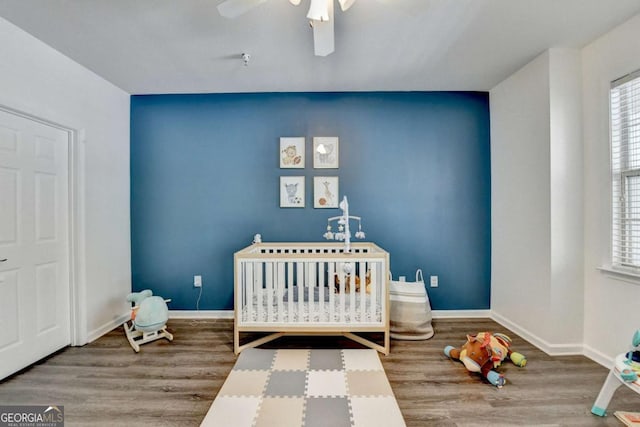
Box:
[444,332,527,388]
[124,289,173,352]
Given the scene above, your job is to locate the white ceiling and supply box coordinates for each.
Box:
[1,0,639,94]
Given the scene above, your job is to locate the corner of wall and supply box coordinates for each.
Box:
[491,310,584,356]
[491,46,585,347]
[490,49,552,341]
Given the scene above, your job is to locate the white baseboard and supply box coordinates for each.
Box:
[87,312,129,344]
[169,310,234,319]
[432,309,491,318]
[84,311,233,344]
[490,311,583,356]
[583,344,615,369]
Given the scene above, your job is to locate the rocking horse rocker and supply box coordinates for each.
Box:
[444,332,527,387]
[124,289,173,352]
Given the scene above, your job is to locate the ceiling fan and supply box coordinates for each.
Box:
[217,0,357,57]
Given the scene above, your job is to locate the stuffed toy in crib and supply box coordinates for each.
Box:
[124,289,173,352]
[334,270,371,293]
[444,332,526,387]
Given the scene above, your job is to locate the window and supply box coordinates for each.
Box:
[612,70,640,269]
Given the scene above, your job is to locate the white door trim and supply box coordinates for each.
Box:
[0,104,87,346]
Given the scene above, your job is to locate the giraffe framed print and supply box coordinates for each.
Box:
[314,176,339,208]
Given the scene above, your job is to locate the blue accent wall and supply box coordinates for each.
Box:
[130,92,490,310]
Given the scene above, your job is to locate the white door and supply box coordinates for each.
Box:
[0,109,70,379]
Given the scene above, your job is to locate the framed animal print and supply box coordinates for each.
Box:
[314,176,339,208]
[313,137,339,169]
[280,176,305,208]
[280,137,305,168]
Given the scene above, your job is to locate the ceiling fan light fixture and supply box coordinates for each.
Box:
[217,0,357,56]
[337,0,356,11]
[307,0,330,21]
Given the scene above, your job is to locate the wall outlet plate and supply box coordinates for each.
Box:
[194,275,202,288]
[430,275,438,287]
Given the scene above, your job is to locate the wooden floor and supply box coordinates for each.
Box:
[0,318,638,426]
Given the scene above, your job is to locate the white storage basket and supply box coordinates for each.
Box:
[389,269,434,340]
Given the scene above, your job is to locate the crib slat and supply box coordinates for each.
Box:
[338,263,346,323]
[248,262,254,322]
[318,262,325,322]
[254,262,263,323]
[239,262,246,323]
[370,263,377,323]
[277,262,284,323]
[266,262,273,322]
[350,266,356,322]
[297,262,304,322]
[307,262,314,320]
[329,262,335,322]
[359,261,365,321]
[287,262,294,323]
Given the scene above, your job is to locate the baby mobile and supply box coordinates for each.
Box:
[323,196,365,253]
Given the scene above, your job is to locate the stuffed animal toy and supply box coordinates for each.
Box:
[444,332,526,387]
[334,270,371,293]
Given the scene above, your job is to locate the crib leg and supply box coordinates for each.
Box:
[383,329,390,355]
[234,324,240,355]
[343,332,389,355]
[236,332,285,354]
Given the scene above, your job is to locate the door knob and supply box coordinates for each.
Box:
[0,259,6,262]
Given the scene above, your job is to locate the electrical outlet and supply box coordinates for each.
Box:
[430,275,438,287]
[194,275,202,288]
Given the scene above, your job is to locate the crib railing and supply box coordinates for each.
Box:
[238,259,384,325]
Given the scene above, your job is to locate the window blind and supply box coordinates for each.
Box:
[611,69,640,269]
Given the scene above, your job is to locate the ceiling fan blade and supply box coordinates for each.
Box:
[307,0,330,21]
[217,0,269,18]
[338,0,356,11]
[312,0,334,56]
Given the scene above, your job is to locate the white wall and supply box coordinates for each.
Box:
[491,48,584,354]
[582,13,640,366]
[490,51,553,343]
[0,16,131,343]
[548,49,584,346]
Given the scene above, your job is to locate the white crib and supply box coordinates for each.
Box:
[234,242,390,354]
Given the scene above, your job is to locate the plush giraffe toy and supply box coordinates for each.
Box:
[444,332,527,387]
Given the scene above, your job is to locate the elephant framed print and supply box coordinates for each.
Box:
[280,176,305,208]
[313,137,339,169]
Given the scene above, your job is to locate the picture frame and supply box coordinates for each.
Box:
[280,137,305,168]
[314,176,339,208]
[280,176,305,208]
[313,137,339,169]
